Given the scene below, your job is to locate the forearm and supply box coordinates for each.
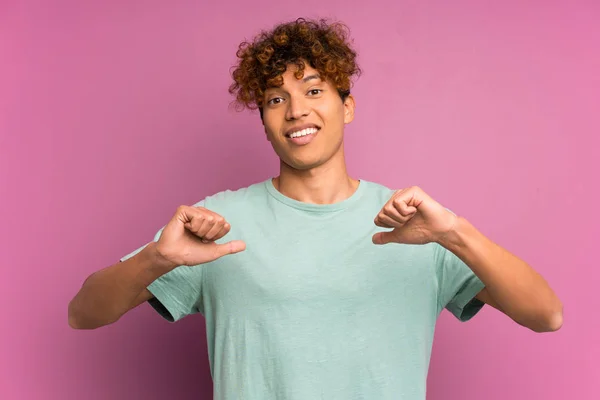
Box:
[438,216,563,332]
[68,242,173,329]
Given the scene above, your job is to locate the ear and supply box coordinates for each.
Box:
[343,94,356,124]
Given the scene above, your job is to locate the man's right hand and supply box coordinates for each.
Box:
[154,205,246,269]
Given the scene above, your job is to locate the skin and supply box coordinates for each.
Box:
[262,62,359,205]
[261,61,563,333]
[68,59,563,334]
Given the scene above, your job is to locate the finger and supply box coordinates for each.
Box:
[383,204,412,224]
[202,217,227,242]
[191,212,224,239]
[211,240,246,260]
[184,220,209,240]
[375,212,397,228]
[372,231,395,245]
[211,222,231,242]
[181,207,210,236]
[184,218,204,237]
[392,197,418,217]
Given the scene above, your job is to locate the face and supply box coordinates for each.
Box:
[261,62,355,171]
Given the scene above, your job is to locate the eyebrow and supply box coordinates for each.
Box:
[266,74,323,93]
[302,74,322,83]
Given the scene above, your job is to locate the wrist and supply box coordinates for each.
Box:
[435,215,467,251]
[143,242,178,273]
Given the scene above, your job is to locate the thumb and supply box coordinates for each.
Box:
[212,240,246,259]
[372,231,395,245]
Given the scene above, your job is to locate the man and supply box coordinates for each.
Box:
[68,18,562,399]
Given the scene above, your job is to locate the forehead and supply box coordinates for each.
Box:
[284,62,318,75]
[277,63,321,86]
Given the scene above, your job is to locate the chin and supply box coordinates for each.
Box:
[283,158,325,171]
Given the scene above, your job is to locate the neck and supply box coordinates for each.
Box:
[272,143,359,204]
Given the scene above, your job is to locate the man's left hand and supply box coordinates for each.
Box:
[372,186,458,245]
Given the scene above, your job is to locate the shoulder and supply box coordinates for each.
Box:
[196,179,270,213]
[359,179,397,206]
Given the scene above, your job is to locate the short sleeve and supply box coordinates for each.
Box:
[434,243,485,322]
[119,201,206,322]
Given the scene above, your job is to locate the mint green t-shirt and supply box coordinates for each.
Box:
[121,179,485,400]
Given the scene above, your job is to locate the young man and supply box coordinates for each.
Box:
[68,18,562,399]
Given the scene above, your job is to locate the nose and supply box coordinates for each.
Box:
[285,95,310,120]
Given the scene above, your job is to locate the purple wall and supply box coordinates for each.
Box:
[1,1,598,399]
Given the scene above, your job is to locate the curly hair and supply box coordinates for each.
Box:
[229,18,362,116]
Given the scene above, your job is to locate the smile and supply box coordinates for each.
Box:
[285,127,320,145]
[289,127,319,138]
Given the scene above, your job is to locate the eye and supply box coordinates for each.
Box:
[267,97,284,105]
[307,89,323,96]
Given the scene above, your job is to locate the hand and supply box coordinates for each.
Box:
[372,186,458,245]
[154,205,246,268]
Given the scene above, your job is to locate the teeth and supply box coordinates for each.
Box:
[289,127,318,138]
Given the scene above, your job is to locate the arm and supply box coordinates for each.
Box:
[68,242,175,330]
[438,216,563,333]
[68,205,246,330]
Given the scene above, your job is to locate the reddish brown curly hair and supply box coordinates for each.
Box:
[229,18,362,116]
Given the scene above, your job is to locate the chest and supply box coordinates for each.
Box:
[202,219,438,318]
